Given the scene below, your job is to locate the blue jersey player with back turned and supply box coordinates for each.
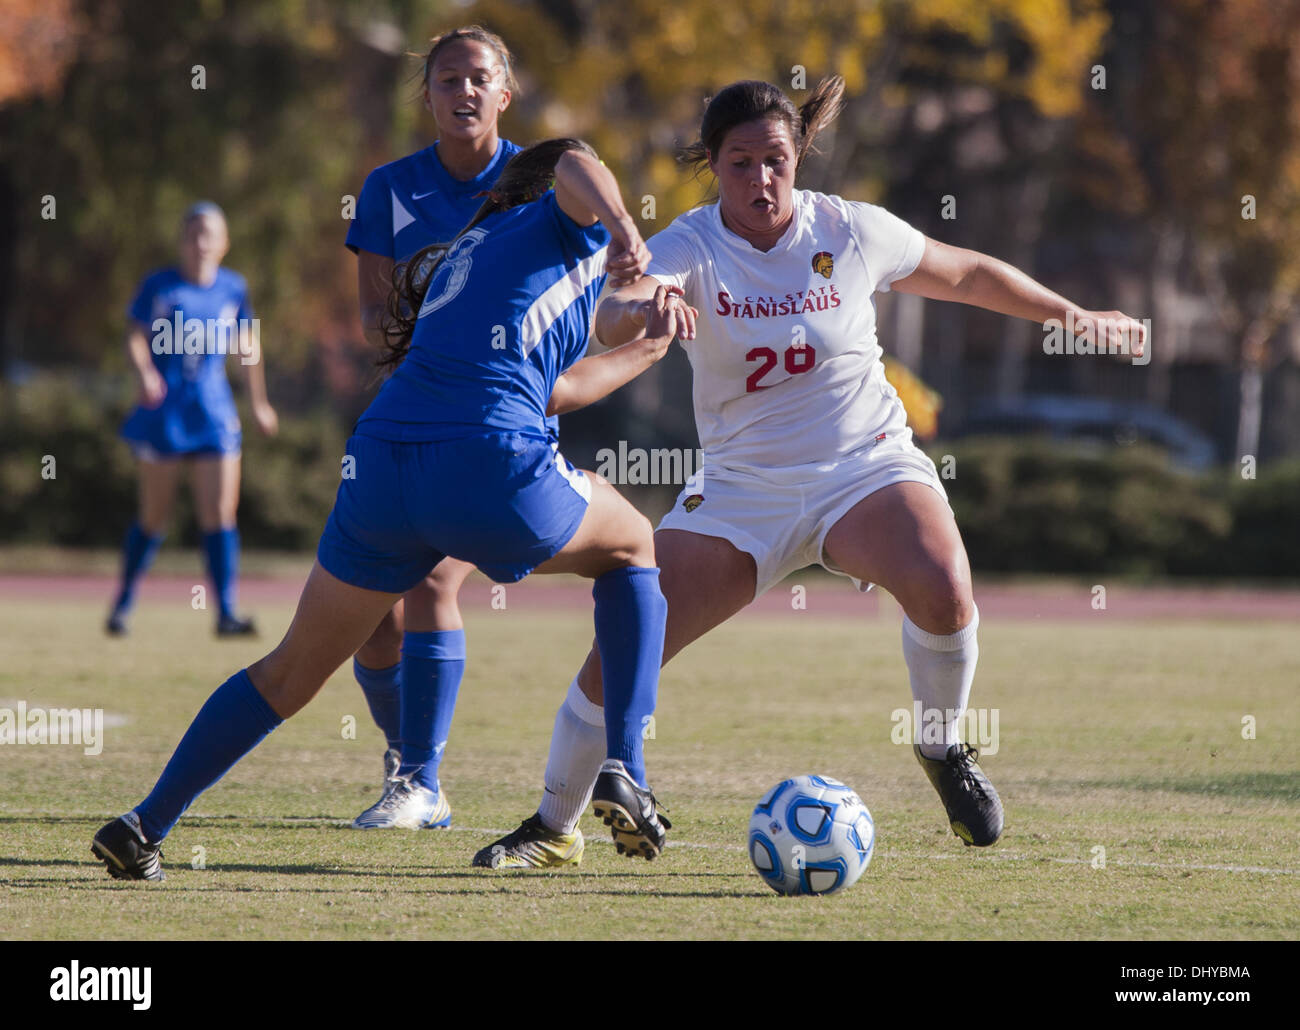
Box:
[344,26,527,830]
[92,138,699,880]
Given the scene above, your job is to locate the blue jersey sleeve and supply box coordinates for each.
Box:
[228,270,254,320]
[346,169,394,258]
[544,190,611,261]
[127,272,159,327]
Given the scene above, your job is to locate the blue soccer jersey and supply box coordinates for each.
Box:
[357,190,609,442]
[318,191,609,591]
[120,267,252,455]
[346,139,523,262]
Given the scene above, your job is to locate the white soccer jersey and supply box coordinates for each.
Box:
[645,189,926,475]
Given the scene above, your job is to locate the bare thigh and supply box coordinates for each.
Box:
[191,454,241,533]
[821,481,974,635]
[248,562,402,718]
[532,475,655,577]
[137,457,185,534]
[403,557,476,634]
[576,528,757,705]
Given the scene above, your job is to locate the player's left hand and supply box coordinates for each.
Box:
[252,403,279,437]
[605,217,651,288]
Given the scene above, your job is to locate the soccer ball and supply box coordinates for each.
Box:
[748,775,875,896]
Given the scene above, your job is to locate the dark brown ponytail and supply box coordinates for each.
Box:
[377,138,598,373]
[679,76,845,174]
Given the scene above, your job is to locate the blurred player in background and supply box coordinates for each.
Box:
[480,77,1146,868]
[92,139,693,881]
[107,202,278,638]
[344,26,524,829]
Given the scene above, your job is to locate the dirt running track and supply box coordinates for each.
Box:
[3,572,1300,621]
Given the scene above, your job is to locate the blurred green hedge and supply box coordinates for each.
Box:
[2,377,1297,578]
[940,438,1296,578]
[1,375,348,550]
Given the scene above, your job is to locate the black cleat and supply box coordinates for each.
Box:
[105,610,128,636]
[92,813,165,881]
[915,743,1003,847]
[216,614,258,637]
[591,759,670,861]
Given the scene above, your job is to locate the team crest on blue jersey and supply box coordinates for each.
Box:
[683,494,704,512]
[812,251,834,279]
[418,228,489,318]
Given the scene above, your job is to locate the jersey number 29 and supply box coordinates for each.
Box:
[745,344,816,392]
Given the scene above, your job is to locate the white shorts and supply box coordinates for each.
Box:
[657,432,949,600]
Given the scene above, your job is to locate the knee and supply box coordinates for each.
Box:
[903,563,974,636]
[624,511,656,568]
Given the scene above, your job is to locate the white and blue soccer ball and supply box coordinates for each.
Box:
[748,775,875,896]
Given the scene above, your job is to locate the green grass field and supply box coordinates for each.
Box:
[2,591,1298,940]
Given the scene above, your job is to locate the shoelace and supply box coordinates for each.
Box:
[950,743,989,801]
[374,778,416,812]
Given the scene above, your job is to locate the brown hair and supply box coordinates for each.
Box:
[421,25,518,94]
[679,76,845,174]
[377,138,597,373]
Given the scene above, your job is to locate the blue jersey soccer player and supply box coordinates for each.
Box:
[343,26,529,829]
[91,139,698,881]
[108,202,278,638]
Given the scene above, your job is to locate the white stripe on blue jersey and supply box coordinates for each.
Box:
[520,245,609,358]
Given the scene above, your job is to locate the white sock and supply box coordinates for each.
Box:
[901,605,979,760]
[537,677,606,834]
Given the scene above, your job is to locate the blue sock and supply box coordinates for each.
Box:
[398,630,466,791]
[201,527,240,619]
[354,658,402,753]
[114,523,164,613]
[592,566,666,788]
[135,669,282,842]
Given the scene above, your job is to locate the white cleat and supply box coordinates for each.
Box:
[352,775,451,830]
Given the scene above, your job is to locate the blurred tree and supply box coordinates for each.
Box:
[0,0,382,398]
[1080,0,1300,461]
[0,0,84,105]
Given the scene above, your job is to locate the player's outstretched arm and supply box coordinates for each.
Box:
[547,284,696,416]
[894,237,1146,359]
[553,149,648,289]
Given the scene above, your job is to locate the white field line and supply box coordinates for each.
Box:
[264,818,1300,874]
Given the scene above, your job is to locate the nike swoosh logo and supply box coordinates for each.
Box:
[411,190,437,200]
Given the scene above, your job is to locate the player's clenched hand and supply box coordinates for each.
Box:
[604,217,650,288]
[1075,309,1147,362]
[640,284,697,352]
[139,368,167,409]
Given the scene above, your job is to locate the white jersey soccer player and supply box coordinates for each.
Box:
[475,76,1146,870]
[646,188,946,598]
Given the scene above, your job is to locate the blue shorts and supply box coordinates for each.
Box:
[316,431,592,594]
[121,402,242,458]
